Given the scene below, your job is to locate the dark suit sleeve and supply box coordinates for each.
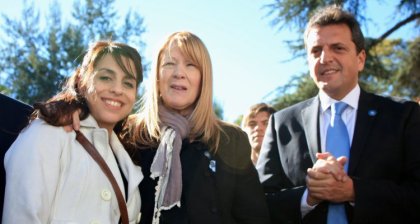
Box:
[351,100,420,223]
[257,113,306,224]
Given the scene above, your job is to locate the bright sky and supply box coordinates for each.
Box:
[0,0,417,122]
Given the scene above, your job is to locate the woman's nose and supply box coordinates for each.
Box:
[173,65,186,79]
[110,82,123,94]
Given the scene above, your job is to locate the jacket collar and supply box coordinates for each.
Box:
[79,115,143,205]
[80,114,101,129]
[301,97,320,164]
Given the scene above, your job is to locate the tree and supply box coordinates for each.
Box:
[213,100,224,120]
[0,0,147,105]
[264,0,420,110]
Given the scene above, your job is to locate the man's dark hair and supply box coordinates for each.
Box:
[304,5,365,53]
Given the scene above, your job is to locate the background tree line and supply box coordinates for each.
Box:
[0,0,146,104]
[0,0,418,121]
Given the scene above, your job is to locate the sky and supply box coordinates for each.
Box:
[0,0,418,122]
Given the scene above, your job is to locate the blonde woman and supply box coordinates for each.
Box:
[126,31,269,224]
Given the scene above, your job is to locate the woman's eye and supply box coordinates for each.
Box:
[124,81,135,89]
[98,75,111,81]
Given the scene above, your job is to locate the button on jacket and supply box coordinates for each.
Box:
[3,115,143,224]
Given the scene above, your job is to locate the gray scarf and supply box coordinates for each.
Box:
[150,103,190,212]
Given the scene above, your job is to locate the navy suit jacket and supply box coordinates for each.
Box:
[0,93,33,218]
[257,90,420,224]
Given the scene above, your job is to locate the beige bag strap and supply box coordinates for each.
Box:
[75,130,129,224]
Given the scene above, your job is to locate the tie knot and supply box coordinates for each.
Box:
[332,102,347,115]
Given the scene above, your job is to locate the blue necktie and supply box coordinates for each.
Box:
[326,102,349,224]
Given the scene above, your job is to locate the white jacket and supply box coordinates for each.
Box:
[3,115,143,224]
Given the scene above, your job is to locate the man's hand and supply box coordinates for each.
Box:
[305,153,355,203]
[312,152,348,182]
[306,170,354,203]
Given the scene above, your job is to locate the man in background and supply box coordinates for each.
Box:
[241,103,276,165]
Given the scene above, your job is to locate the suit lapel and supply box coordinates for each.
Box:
[348,90,379,174]
[302,97,321,164]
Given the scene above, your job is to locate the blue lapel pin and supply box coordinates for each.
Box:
[368,109,377,116]
[209,160,216,173]
[204,151,216,173]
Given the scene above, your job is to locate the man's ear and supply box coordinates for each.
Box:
[357,49,366,72]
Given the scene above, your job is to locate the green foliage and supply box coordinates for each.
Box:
[213,100,224,120]
[0,0,146,105]
[233,114,243,126]
[0,84,10,94]
[392,37,420,98]
[264,0,367,60]
[265,0,420,108]
[270,73,318,110]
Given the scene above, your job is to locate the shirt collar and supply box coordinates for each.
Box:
[319,85,360,113]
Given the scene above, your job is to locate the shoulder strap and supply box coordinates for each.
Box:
[75,130,129,224]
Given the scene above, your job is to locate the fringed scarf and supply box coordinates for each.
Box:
[150,103,190,223]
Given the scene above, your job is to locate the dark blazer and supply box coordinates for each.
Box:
[0,93,34,218]
[257,90,420,224]
[131,123,270,224]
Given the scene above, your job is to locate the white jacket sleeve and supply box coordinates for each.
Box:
[2,119,69,224]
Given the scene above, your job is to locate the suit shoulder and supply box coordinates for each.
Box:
[368,92,419,111]
[0,94,33,113]
[272,97,317,119]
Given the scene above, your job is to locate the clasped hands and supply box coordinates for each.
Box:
[306,152,355,206]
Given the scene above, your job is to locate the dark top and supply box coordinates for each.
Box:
[130,124,270,224]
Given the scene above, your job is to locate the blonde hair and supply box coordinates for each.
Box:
[130,31,222,151]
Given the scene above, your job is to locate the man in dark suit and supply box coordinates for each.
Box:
[0,93,33,218]
[257,5,420,224]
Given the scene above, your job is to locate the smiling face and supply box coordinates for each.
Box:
[306,24,366,100]
[84,54,137,132]
[158,45,202,116]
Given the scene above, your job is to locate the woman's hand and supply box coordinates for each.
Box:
[63,110,81,132]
